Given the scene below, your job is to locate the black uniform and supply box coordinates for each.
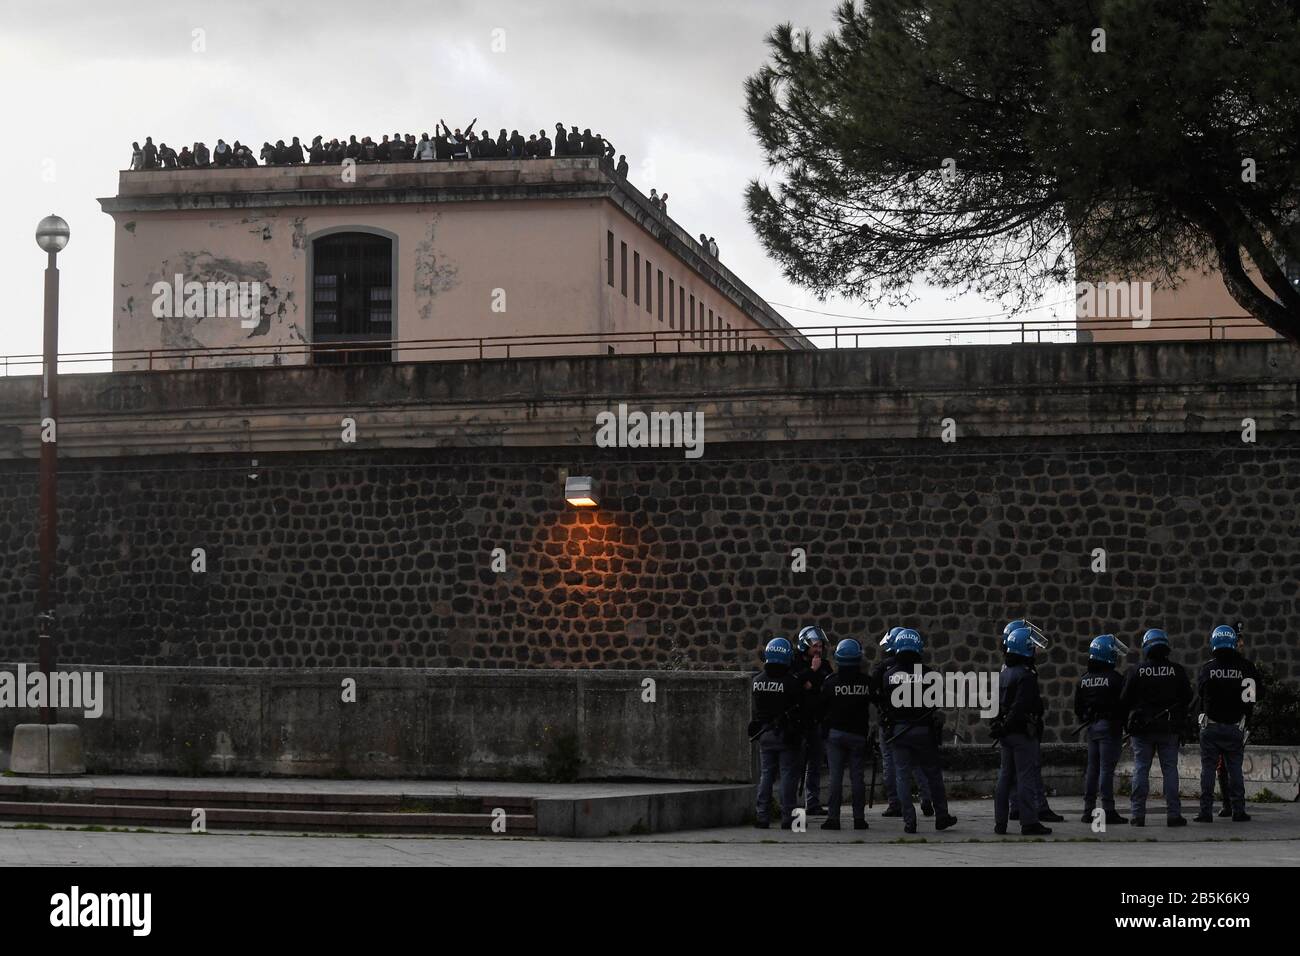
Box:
[1195,648,1257,818]
[820,665,873,826]
[751,663,801,827]
[882,652,951,831]
[1120,647,1192,821]
[792,649,831,812]
[993,657,1046,831]
[1074,661,1126,817]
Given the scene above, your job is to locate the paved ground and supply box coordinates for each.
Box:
[2,798,1296,866]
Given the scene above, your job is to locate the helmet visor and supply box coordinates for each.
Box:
[1022,620,1049,650]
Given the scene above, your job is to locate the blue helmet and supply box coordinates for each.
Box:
[1088,633,1127,664]
[797,625,829,654]
[1141,628,1169,653]
[833,638,864,665]
[764,637,793,665]
[878,629,909,650]
[1210,625,1238,650]
[878,626,905,651]
[892,628,923,655]
[1002,620,1048,656]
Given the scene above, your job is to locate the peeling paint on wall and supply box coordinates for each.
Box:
[413,219,459,323]
[290,217,307,254]
[145,252,282,352]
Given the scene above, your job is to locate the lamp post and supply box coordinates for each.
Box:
[9,216,82,775]
[35,215,69,725]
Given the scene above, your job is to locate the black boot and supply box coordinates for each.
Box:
[1021,823,1052,835]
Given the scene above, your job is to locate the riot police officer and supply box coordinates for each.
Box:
[820,639,873,830]
[793,625,832,814]
[872,626,933,817]
[881,628,957,834]
[992,625,1052,835]
[1194,625,1257,823]
[1000,618,1063,823]
[750,637,802,829]
[1120,628,1192,827]
[1075,634,1128,824]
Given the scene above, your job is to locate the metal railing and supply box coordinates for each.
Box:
[0,315,1274,377]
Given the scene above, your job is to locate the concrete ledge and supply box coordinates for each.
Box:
[0,666,751,782]
[1117,744,1300,800]
[1,340,1294,460]
[533,784,751,837]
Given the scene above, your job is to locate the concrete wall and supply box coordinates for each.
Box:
[0,666,752,781]
[1115,744,1300,802]
[598,202,775,353]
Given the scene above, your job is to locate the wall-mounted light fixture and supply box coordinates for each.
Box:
[564,475,598,508]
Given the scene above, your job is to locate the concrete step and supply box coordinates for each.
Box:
[0,800,536,834]
[0,781,533,816]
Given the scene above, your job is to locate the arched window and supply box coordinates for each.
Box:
[311,231,393,364]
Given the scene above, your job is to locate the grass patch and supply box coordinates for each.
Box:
[1249,788,1287,804]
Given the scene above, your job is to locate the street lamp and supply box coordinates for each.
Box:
[35,215,68,723]
[9,215,83,775]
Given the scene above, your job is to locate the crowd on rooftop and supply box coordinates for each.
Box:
[126,121,727,258]
[128,121,629,172]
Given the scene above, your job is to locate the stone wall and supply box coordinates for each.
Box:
[0,341,1296,743]
[0,432,1296,741]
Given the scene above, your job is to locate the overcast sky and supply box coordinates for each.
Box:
[1,0,1073,368]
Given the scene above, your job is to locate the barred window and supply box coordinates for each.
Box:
[311,232,392,365]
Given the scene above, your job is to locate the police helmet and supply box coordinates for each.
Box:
[1002,620,1048,653]
[878,626,904,651]
[764,637,793,665]
[892,628,923,655]
[797,625,829,654]
[1209,624,1238,650]
[1141,628,1169,653]
[833,638,864,665]
[1087,633,1127,664]
[1004,626,1043,658]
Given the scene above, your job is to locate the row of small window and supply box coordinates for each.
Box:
[606,231,762,351]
